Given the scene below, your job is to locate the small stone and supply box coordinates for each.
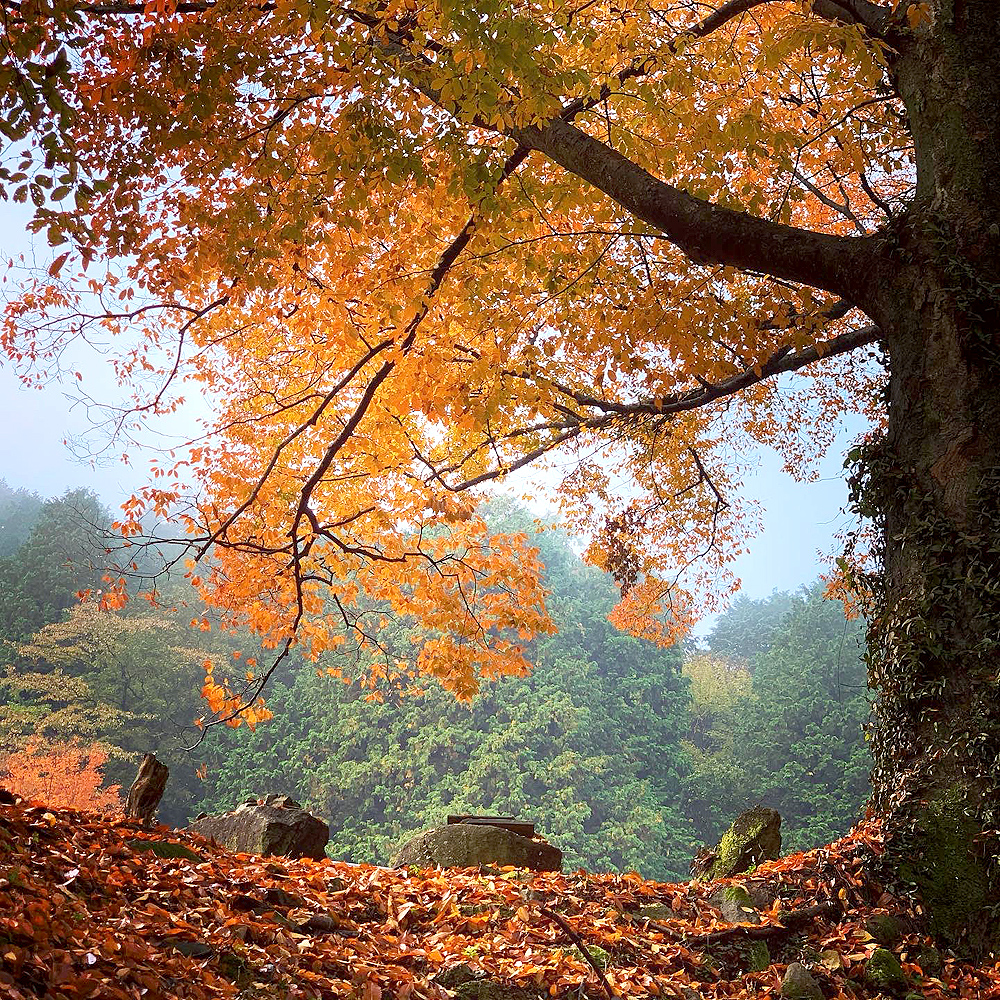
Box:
[915,946,942,975]
[780,962,823,1000]
[710,885,760,924]
[453,982,538,1000]
[636,903,674,921]
[865,948,907,993]
[435,964,484,988]
[266,794,301,809]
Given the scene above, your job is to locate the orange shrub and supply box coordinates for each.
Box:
[0,742,122,813]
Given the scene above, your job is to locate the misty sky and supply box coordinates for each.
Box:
[0,199,869,623]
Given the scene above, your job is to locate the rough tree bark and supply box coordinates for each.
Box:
[125,754,169,827]
[857,1,1000,955]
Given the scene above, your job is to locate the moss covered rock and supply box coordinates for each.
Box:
[865,948,907,993]
[864,913,902,946]
[393,824,561,871]
[572,944,610,971]
[435,964,482,989]
[709,885,760,924]
[743,939,770,973]
[915,946,942,975]
[454,982,539,1000]
[703,807,781,880]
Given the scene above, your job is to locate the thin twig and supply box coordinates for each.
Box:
[541,906,617,1000]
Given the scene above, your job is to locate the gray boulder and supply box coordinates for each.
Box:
[393,823,561,871]
[188,795,328,860]
[709,885,761,924]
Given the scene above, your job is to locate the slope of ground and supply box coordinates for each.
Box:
[0,794,994,999]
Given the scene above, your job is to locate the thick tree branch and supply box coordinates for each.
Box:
[812,0,894,35]
[547,323,880,419]
[507,117,871,299]
[367,23,876,301]
[434,322,880,494]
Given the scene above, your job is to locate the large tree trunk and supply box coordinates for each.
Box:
[859,1,1000,955]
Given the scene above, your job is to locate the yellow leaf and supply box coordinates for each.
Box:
[906,3,931,29]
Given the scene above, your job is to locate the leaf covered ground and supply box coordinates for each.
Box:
[1,796,996,1000]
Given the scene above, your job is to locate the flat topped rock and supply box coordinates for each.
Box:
[188,796,328,860]
[447,815,536,838]
[394,823,561,872]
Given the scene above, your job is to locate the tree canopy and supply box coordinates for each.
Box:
[0,0,897,702]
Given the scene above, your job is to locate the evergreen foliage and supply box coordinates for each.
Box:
[0,480,43,559]
[0,489,108,654]
[689,584,871,853]
[0,479,872,872]
[195,509,696,880]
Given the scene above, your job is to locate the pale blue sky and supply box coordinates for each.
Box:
[0,201,868,629]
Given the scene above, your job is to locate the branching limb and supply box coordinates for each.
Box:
[648,900,842,945]
[546,323,880,420]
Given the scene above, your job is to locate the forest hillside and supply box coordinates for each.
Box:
[0,481,872,880]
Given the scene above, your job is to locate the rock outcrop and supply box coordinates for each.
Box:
[779,963,823,1000]
[692,806,782,880]
[709,885,760,924]
[393,823,561,871]
[188,795,328,860]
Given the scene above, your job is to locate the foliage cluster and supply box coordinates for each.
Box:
[0,741,121,812]
[192,504,696,879]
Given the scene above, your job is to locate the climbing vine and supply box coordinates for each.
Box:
[842,423,1000,948]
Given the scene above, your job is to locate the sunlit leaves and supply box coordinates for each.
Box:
[0,0,896,693]
[2,797,995,1000]
[1,742,122,812]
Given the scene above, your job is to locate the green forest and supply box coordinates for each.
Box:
[0,479,870,880]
